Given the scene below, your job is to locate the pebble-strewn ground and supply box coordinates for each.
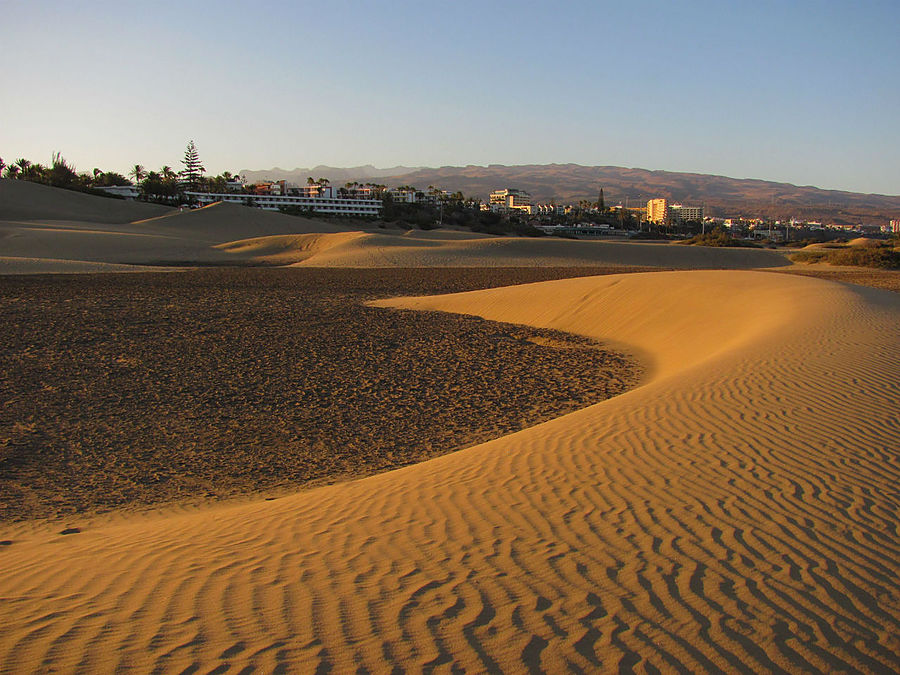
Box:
[0,267,645,520]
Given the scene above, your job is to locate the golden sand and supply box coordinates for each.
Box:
[1,270,897,672]
[1,182,898,672]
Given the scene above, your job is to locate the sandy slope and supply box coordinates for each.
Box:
[1,270,897,673]
[0,179,174,223]
[287,231,791,269]
[0,202,353,270]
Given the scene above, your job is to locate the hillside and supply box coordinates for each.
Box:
[242,164,900,224]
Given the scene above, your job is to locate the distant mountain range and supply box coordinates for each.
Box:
[240,164,900,224]
[240,165,423,186]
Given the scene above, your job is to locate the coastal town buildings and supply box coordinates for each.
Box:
[668,203,704,223]
[184,188,382,217]
[535,203,567,216]
[646,198,668,224]
[891,219,900,233]
[490,188,533,214]
[388,188,421,203]
[645,199,703,225]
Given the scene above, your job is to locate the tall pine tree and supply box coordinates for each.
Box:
[181,140,205,191]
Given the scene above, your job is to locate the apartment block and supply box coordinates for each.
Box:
[646,198,668,224]
[669,204,704,223]
[490,188,533,214]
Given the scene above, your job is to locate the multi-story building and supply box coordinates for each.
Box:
[419,189,451,205]
[289,184,331,198]
[249,180,287,196]
[490,188,533,214]
[535,203,567,216]
[646,198,668,224]
[388,187,421,203]
[890,219,900,233]
[96,185,140,200]
[184,189,382,217]
[669,204,704,223]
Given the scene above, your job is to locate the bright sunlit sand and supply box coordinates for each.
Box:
[1,253,898,671]
[4,1,899,669]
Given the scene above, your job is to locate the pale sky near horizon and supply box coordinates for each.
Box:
[1,0,898,195]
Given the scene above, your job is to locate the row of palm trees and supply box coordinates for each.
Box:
[0,152,244,204]
[0,154,128,187]
[0,153,139,191]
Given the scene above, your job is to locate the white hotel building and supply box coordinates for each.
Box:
[184,185,382,217]
[489,188,533,214]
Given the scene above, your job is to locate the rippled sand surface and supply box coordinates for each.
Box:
[2,270,898,673]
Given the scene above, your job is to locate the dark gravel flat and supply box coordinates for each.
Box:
[0,267,645,521]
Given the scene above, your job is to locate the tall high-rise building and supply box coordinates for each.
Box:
[646,198,668,224]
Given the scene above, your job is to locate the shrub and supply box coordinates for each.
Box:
[683,229,760,248]
[790,245,900,269]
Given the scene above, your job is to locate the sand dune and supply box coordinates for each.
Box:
[0,201,357,270]
[1,218,790,272]
[0,256,178,275]
[274,230,787,268]
[215,231,368,265]
[1,270,897,672]
[132,201,348,239]
[0,179,173,223]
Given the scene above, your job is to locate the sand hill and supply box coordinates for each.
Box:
[0,179,174,223]
[0,181,357,272]
[1,270,897,672]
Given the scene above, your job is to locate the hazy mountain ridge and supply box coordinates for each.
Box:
[240,165,422,186]
[242,164,900,224]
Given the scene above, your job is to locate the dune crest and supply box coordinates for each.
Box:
[216,231,368,264]
[1,271,898,672]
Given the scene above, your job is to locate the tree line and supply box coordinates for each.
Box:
[0,141,239,205]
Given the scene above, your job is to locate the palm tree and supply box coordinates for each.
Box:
[14,158,31,177]
[0,157,5,176]
[160,165,177,184]
[129,164,147,186]
[26,162,46,183]
[5,164,19,179]
[48,152,78,188]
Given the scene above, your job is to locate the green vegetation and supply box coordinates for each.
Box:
[682,228,761,248]
[378,196,547,236]
[790,242,900,269]
[181,140,205,191]
[0,151,136,199]
[0,143,239,205]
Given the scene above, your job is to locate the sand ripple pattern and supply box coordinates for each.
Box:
[2,270,899,673]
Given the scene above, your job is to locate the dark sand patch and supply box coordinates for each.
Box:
[0,267,647,520]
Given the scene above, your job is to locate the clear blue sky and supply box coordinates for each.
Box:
[2,0,898,194]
